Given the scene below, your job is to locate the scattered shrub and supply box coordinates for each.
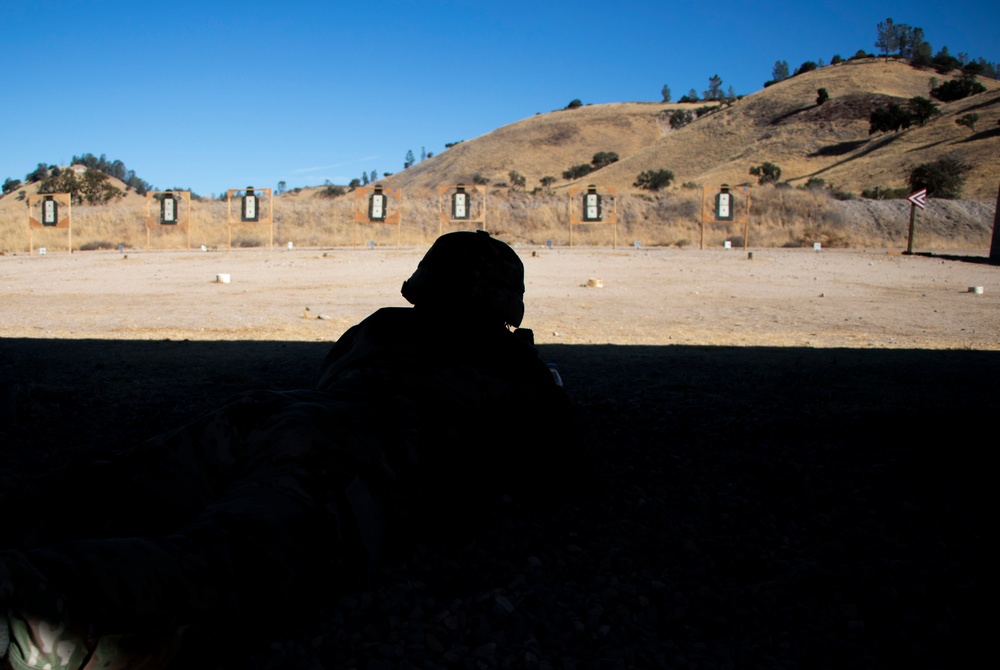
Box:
[78,240,120,251]
[816,88,830,105]
[827,185,855,201]
[668,109,693,129]
[869,103,912,134]
[562,164,593,180]
[565,99,583,110]
[749,162,782,185]
[930,77,986,102]
[591,152,620,169]
[908,157,969,199]
[233,235,263,248]
[321,185,347,198]
[794,61,818,76]
[507,170,526,191]
[634,169,675,191]
[861,186,909,199]
[955,113,979,133]
[909,96,940,126]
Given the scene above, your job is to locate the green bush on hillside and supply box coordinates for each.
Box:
[562,164,593,180]
[591,152,620,169]
[930,77,986,102]
[749,162,782,185]
[908,157,969,199]
[633,169,675,191]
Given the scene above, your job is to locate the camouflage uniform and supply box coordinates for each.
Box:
[1,231,580,669]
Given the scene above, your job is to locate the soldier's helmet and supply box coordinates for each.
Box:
[401,230,525,328]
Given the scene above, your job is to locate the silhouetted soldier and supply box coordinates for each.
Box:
[1,231,582,670]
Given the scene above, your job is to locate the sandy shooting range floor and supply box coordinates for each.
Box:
[1,245,998,349]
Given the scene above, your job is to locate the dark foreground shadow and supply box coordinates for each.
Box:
[0,339,995,669]
[911,251,998,266]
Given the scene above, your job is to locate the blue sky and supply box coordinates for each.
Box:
[2,0,997,197]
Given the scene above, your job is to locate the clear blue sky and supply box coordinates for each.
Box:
[2,0,997,197]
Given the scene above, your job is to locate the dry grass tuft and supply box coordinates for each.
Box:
[0,185,993,252]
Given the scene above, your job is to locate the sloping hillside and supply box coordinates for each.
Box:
[383,60,999,199]
[379,102,679,193]
[0,166,146,218]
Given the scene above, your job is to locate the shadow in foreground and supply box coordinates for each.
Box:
[1,338,995,669]
[910,251,998,266]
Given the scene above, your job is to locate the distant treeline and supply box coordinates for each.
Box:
[66,153,155,195]
[2,153,156,200]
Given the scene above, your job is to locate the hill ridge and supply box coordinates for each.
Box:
[381,60,998,199]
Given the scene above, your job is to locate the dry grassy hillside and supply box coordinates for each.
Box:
[378,102,682,194]
[385,59,999,199]
[626,59,999,198]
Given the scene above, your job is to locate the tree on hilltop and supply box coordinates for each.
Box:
[678,89,699,103]
[875,18,899,60]
[2,177,22,194]
[26,163,49,183]
[794,61,818,76]
[772,61,789,82]
[705,74,723,101]
[38,167,123,205]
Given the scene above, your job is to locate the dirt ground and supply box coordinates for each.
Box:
[1,245,997,669]
[1,245,998,349]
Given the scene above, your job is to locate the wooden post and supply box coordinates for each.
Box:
[743,189,751,251]
[905,202,917,255]
[990,184,1000,265]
